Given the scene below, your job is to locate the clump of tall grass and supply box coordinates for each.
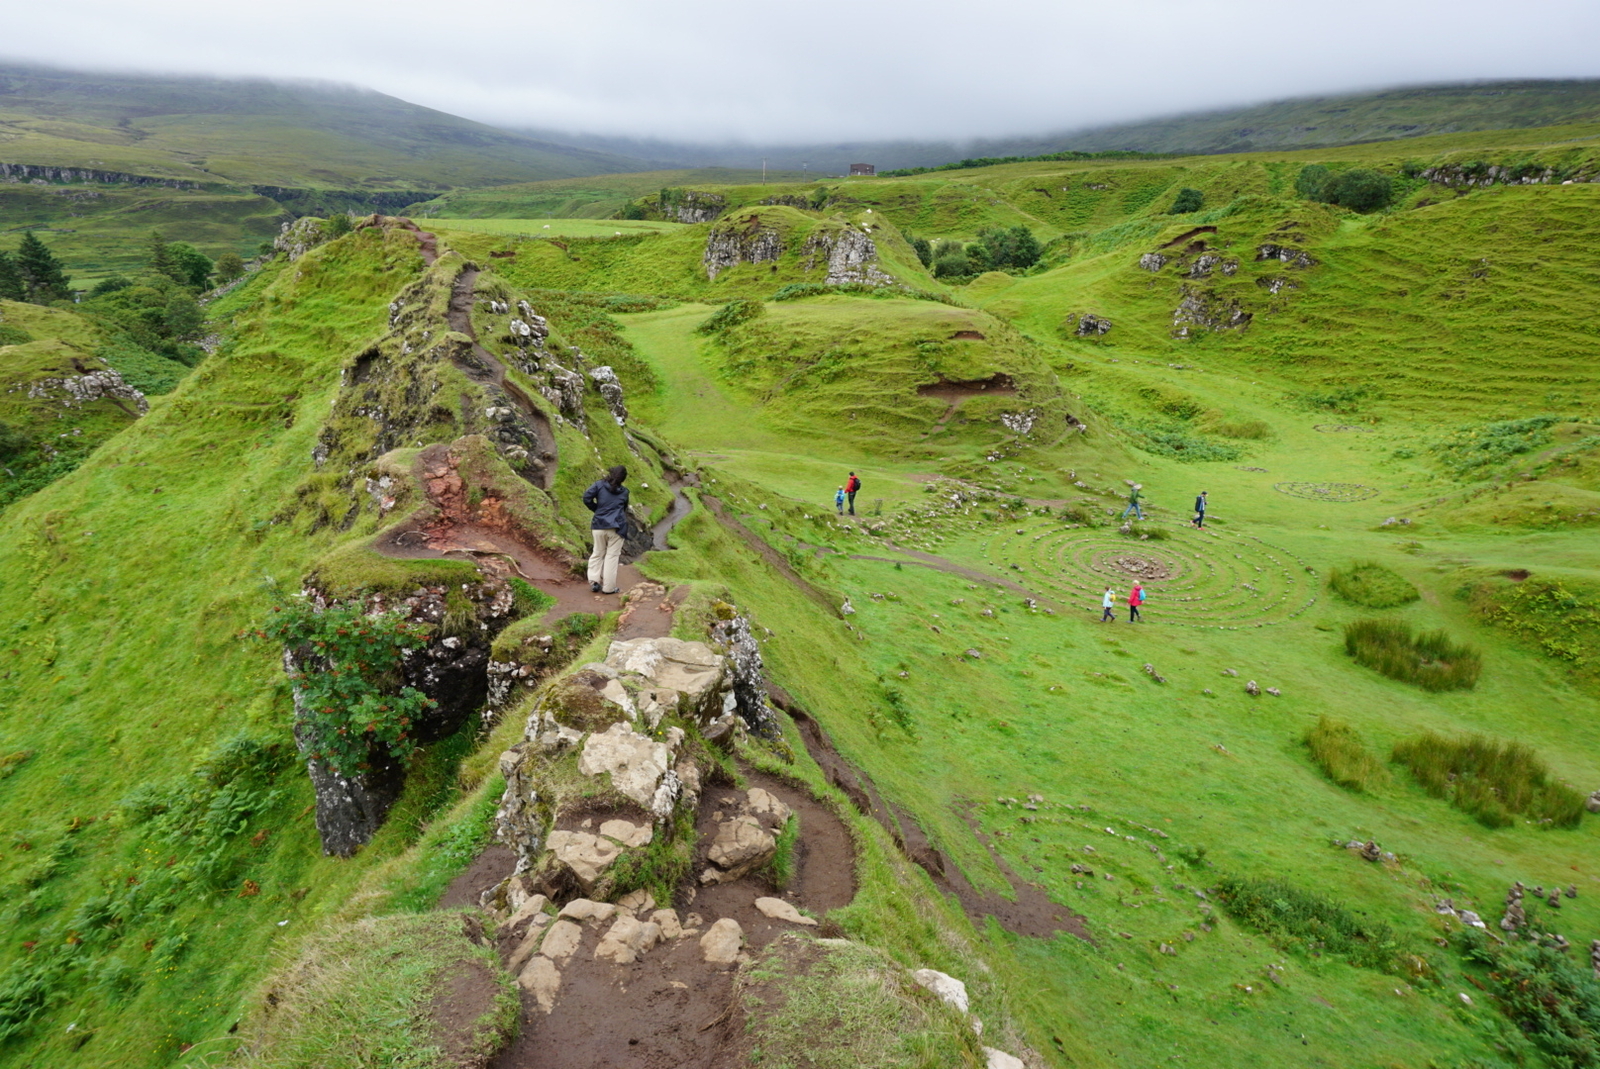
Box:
[1392,731,1586,829]
[1303,716,1390,792]
[1343,618,1481,690]
[1328,561,1419,609]
[1217,876,1406,973]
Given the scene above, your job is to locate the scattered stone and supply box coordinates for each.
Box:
[912,969,970,1013]
[756,897,818,926]
[746,787,792,824]
[1222,668,1237,677]
[518,955,562,1014]
[701,918,744,964]
[1265,687,1281,697]
[1245,680,1260,697]
[558,898,619,924]
[506,892,550,929]
[616,887,656,913]
[1075,313,1113,336]
[1359,841,1382,863]
[984,1047,1026,1069]
[965,648,982,659]
[650,908,684,940]
[1587,790,1600,814]
[1143,663,1166,684]
[506,915,554,974]
[703,815,776,883]
[594,914,662,965]
[539,919,584,967]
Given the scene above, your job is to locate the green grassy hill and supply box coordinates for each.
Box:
[0,62,648,190]
[2,121,1600,1069]
[406,168,813,219]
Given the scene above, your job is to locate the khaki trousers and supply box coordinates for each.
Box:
[588,528,625,592]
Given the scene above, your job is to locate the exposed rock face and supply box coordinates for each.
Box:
[663,189,726,223]
[1172,285,1252,338]
[578,723,675,809]
[1418,163,1595,188]
[1255,244,1317,268]
[587,365,628,426]
[1075,313,1112,336]
[27,367,148,415]
[275,217,329,261]
[604,637,728,723]
[709,614,781,737]
[0,162,200,189]
[705,216,784,280]
[800,227,893,286]
[545,830,625,891]
[1138,252,1167,272]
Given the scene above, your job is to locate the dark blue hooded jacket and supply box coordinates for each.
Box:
[583,479,630,532]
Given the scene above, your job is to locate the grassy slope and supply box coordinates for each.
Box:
[3,123,1600,1069]
[408,168,813,218]
[0,63,645,189]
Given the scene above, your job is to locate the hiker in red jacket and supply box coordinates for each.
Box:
[845,471,861,515]
[1128,583,1145,622]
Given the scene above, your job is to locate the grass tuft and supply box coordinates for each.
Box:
[1303,716,1390,792]
[1392,731,1586,829]
[1328,561,1420,608]
[1217,876,1409,973]
[1343,618,1481,690]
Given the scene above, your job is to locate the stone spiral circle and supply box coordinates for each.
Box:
[975,521,1318,629]
[1272,481,1380,502]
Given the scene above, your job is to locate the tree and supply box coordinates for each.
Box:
[324,213,352,238]
[932,242,970,278]
[167,243,214,289]
[15,232,70,303]
[1168,188,1204,214]
[213,252,246,284]
[0,251,24,301]
[1295,165,1331,200]
[1324,169,1393,212]
[147,231,179,284]
[163,292,205,341]
[973,225,1042,271]
[900,228,933,267]
[89,275,134,298]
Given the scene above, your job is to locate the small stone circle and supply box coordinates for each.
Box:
[1272,481,1379,502]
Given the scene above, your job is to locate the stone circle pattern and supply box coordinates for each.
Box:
[970,521,1317,628]
[1313,424,1375,433]
[1272,481,1379,502]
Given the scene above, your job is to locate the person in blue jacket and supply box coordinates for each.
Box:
[583,465,630,594]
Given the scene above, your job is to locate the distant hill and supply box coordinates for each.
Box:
[520,79,1600,173]
[0,62,650,193]
[407,168,814,219]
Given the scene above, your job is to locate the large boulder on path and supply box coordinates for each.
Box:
[702,815,776,884]
[603,637,728,722]
[578,723,674,809]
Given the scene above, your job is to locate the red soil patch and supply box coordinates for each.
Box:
[916,373,1016,403]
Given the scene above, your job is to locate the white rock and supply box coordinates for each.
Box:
[702,816,776,883]
[912,969,970,1013]
[984,1048,1025,1069]
[701,918,744,964]
[505,914,552,974]
[600,819,654,848]
[578,723,673,807]
[616,888,656,913]
[755,896,818,926]
[746,787,792,825]
[650,908,683,939]
[539,919,584,967]
[518,955,562,1014]
[598,678,636,717]
[558,898,619,924]
[506,892,550,929]
[546,830,623,890]
[595,914,662,965]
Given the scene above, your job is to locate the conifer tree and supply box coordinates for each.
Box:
[147,231,179,284]
[15,232,70,303]
[0,251,25,301]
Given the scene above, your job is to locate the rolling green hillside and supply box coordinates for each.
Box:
[406,168,813,219]
[2,122,1599,1069]
[0,62,647,190]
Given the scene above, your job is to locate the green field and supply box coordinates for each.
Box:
[2,120,1599,1069]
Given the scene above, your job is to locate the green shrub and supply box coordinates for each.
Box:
[1168,188,1204,214]
[1209,418,1270,439]
[1295,165,1332,200]
[1459,934,1600,1069]
[1304,716,1389,792]
[1343,618,1481,691]
[1392,731,1586,829]
[696,298,765,334]
[1323,169,1393,212]
[973,225,1042,270]
[1134,428,1241,462]
[0,324,32,346]
[323,213,353,238]
[257,600,436,776]
[1328,561,1420,608]
[1216,875,1406,972]
[1469,576,1600,679]
[1432,414,1561,476]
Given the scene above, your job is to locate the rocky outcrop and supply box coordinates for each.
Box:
[709,614,781,737]
[1417,163,1598,188]
[1074,313,1112,336]
[704,216,784,280]
[588,365,628,426]
[700,786,790,884]
[661,189,726,223]
[275,217,330,261]
[1171,285,1252,337]
[0,162,202,189]
[800,227,893,286]
[1138,252,1167,272]
[1255,244,1317,268]
[26,366,148,415]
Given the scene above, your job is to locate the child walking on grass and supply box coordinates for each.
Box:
[835,486,846,515]
[1101,587,1116,622]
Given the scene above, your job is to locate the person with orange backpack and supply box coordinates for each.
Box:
[844,471,861,515]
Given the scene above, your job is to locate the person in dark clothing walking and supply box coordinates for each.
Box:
[845,471,861,515]
[583,465,629,594]
[1193,490,1208,528]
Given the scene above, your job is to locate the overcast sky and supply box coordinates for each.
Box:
[10,0,1600,143]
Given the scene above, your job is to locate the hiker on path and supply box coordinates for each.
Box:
[1120,483,1145,521]
[845,471,861,515]
[1128,583,1145,622]
[835,486,846,515]
[583,464,630,595]
[1193,490,1208,529]
[1101,586,1116,622]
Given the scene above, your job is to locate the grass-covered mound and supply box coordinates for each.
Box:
[1303,716,1389,793]
[1343,618,1482,691]
[1471,574,1600,686]
[237,912,518,1069]
[1216,875,1408,973]
[1327,561,1419,608]
[1393,732,1587,828]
